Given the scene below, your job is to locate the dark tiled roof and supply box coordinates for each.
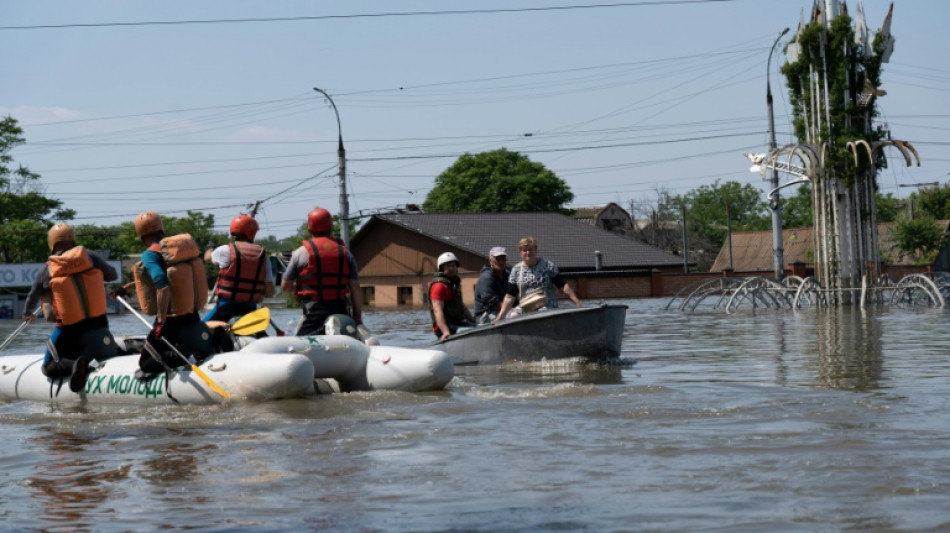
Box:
[360,212,682,270]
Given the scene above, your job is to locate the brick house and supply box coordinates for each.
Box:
[349,212,685,308]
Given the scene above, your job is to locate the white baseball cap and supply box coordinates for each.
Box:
[489,246,507,257]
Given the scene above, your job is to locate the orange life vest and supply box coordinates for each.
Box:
[133,234,209,316]
[47,246,108,326]
[296,236,351,302]
[214,241,267,303]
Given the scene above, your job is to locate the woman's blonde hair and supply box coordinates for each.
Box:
[518,237,538,251]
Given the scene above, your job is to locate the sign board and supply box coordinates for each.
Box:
[0,261,122,288]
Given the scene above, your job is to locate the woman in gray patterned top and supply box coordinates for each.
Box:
[493,237,582,322]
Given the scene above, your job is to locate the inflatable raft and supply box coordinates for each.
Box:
[0,335,453,405]
[0,349,315,405]
[241,335,454,393]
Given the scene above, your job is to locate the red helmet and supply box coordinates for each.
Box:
[229,214,259,241]
[307,208,333,234]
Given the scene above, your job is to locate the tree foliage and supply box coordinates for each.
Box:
[780,184,901,228]
[675,180,770,246]
[781,15,889,186]
[891,215,946,265]
[423,148,573,213]
[910,184,950,220]
[0,116,72,263]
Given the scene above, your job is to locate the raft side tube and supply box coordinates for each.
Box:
[0,351,314,405]
[241,335,453,392]
[365,345,453,392]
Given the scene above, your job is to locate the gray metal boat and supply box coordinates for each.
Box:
[432,303,628,365]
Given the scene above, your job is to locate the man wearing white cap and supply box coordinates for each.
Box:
[473,246,511,323]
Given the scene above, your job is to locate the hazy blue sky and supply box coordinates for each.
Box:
[2,0,946,238]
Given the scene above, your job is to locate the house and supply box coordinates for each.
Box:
[709,220,950,275]
[571,203,635,236]
[349,212,685,308]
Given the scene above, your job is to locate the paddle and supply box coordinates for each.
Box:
[0,305,42,353]
[228,307,270,336]
[115,296,230,400]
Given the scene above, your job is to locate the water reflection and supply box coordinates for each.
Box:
[24,431,130,533]
[140,436,214,487]
[458,359,625,387]
[814,308,884,392]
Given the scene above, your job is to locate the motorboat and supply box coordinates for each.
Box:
[432,303,628,365]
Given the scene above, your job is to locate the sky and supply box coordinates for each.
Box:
[2,0,947,240]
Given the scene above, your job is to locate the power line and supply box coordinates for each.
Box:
[0,1,735,31]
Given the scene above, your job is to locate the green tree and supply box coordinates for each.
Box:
[891,215,946,265]
[780,184,813,228]
[780,185,901,228]
[875,192,902,223]
[676,180,770,246]
[911,184,950,220]
[424,148,573,213]
[0,115,73,263]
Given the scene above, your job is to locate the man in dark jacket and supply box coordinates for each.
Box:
[473,247,510,323]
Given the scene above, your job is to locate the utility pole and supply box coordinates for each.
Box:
[726,201,734,271]
[680,203,689,273]
[767,27,790,280]
[313,87,350,249]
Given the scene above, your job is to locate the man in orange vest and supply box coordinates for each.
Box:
[23,224,118,392]
[122,211,213,378]
[280,207,363,336]
[204,214,274,324]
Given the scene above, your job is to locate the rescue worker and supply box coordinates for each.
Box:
[203,214,274,324]
[23,224,118,393]
[280,207,364,336]
[122,211,213,379]
[429,252,476,341]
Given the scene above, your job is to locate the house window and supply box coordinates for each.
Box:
[362,286,375,306]
[397,286,413,305]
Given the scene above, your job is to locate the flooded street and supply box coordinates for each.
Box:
[1,298,949,532]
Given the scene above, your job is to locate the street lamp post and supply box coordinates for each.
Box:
[313,87,350,249]
[767,27,790,280]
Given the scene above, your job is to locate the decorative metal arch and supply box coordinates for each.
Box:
[723,276,792,314]
[846,139,921,168]
[759,143,822,180]
[792,276,826,309]
[890,273,945,308]
[664,277,747,312]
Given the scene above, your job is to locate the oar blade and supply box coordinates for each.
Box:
[230,308,271,336]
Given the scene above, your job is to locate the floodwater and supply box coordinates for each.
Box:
[1,298,949,532]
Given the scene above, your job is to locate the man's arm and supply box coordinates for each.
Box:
[493,294,516,323]
[280,246,305,295]
[89,252,118,282]
[348,279,363,324]
[23,269,50,320]
[432,299,452,341]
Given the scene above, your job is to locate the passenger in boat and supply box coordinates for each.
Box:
[123,211,213,379]
[473,246,511,324]
[281,207,364,336]
[429,252,476,340]
[494,237,582,322]
[23,224,118,392]
[203,214,274,325]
